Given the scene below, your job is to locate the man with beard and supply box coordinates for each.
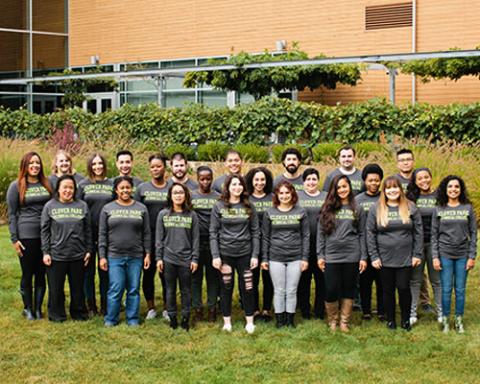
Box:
[273,148,304,191]
[170,152,198,191]
[115,150,143,192]
[322,145,363,195]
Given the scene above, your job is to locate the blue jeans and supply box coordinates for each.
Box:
[440,257,468,316]
[105,256,143,326]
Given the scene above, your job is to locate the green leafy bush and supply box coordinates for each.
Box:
[164,144,196,160]
[233,144,270,163]
[197,142,230,161]
[311,143,342,162]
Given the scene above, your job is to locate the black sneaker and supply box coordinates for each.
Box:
[401,320,411,331]
[169,316,178,330]
[386,321,397,330]
[181,316,189,331]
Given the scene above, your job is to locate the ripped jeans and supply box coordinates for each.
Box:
[219,255,255,317]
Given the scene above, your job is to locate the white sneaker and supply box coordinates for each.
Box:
[409,316,418,326]
[222,323,232,332]
[245,323,255,334]
[437,315,443,324]
[146,309,157,320]
[162,310,169,320]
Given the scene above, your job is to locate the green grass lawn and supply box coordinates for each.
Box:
[0,225,479,384]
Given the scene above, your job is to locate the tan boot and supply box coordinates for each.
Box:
[325,301,339,331]
[340,299,354,332]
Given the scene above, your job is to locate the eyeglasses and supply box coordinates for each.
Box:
[397,157,414,163]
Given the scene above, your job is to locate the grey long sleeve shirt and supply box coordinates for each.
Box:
[134,181,170,231]
[155,209,200,267]
[431,204,477,260]
[7,181,51,242]
[415,193,436,243]
[191,189,220,241]
[78,178,114,233]
[41,199,93,261]
[209,201,260,260]
[261,205,310,263]
[98,201,151,259]
[322,168,364,195]
[366,203,424,268]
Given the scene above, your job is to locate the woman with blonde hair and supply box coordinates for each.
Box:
[366,176,423,331]
[49,150,84,190]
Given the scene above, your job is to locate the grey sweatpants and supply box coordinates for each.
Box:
[269,260,302,314]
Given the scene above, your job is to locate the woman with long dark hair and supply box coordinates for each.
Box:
[406,168,442,325]
[41,175,92,322]
[78,153,113,316]
[261,181,309,328]
[245,166,274,321]
[99,176,151,327]
[7,152,52,320]
[366,176,423,331]
[210,175,259,333]
[318,175,367,332]
[432,175,477,333]
[156,183,199,330]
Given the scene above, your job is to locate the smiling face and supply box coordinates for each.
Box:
[446,179,461,201]
[339,149,355,170]
[228,177,244,199]
[283,154,300,175]
[198,170,213,193]
[277,185,293,206]
[252,171,266,194]
[92,156,104,177]
[116,180,133,202]
[56,153,72,175]
[397,153,414,174]
[225,153,242,175]
[150,158,166,180]
[171,184,186,207]
[303,173,319,194]
[415,170,432,193]
[385,184,401,203]
[58,179,75,203]
[171,158,187,180]
[116,154,133,176]
[365,173,381,195]
[27,155,41,178]
[336,177,351,202]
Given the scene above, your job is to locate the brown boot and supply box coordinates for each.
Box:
[325,301,339,331]
[194,308,204,323]
[340,299,354,332]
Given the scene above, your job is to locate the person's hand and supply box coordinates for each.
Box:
[43,254,52,266]
[412,257,422,268]
[466,258,475,271]
[359,260,367,273]
[372,259,382,269]
[156,260,164,273]
[212,258,222,270]
[250,258,259,270]
[99,258,108,271]
[301,260,309,272]
[191,262,198,272]
[433,258,441,271]
[261,262,269,271]
[13,241,25,257]
[83,252,91,267]
[144,253,151,269]
[317,259,326,272]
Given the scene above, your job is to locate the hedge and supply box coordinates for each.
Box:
[2,97,480,146]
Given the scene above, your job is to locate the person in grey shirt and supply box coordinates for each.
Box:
[7,152,52,320]
[114,150,143,193]
[41,175,92,322]
[322,145,363,195]
[135,153,170,321]
[318,175,367,332]
[406,168,442,326]
[366,176,423,331]
[99,176,151,327]
[431,175,477,333]
[169,152,198,191]
[156,183,199,331]
[212,149,243,193]
[48,150,84,190]
[355,163,384,321]
[246,166,274,321]
[273,147,304,191]
[261,181,309,328]
[191,166,221,323]
[297,168,327,320]
[77,153,113,316]
[210,175,259,333]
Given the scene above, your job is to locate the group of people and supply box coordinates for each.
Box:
[7,145,477,334]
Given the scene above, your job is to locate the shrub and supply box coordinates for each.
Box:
[233,144,270,163]
[311,143,342,162]
[164,144,196,161]
[197,142,230,161]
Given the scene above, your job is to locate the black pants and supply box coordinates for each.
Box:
[220,255,255,317]
[192,245,220,310]
[164,262,192,318]
[47,259,87,321]
[359,260,384,316]
[83,235,109,305]
[253,266,273,312]
[380,266,412,323]
[297,251,325,317]
[324,262,358,302]
[142,246,167,308]
[19,238,46,309]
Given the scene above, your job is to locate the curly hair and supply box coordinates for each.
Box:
[435,175,470,207]
[221,174,252,217]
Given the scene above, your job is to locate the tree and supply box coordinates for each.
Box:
[183,45,362,100]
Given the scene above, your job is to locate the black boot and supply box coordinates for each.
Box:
[87,299,98,317]
[181,316,190,331]
[275,312,286,328]
[100,297,107,316]
[169,316,178,329]
[34,287,46,320]
[20,289,35,321]
[286,312,296,328]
